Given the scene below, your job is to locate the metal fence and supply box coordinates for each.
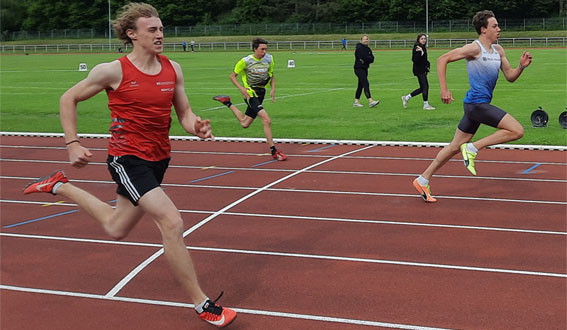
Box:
[3,17,566,41]
[2,37,565,54]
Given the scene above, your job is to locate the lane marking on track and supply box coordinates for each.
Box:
[1,200,564,235]
[308,144,336,152]
[3,176,567,204]
[3,210,78,228]
[189,170,233,183]
[522,163,542,174]
[0,284,455,330]
[42,201,65,206]
[2,232,565,278]
[2,156,566,181]
[252,160,277,167]
[104,144,376,298]
[3,149,567,175]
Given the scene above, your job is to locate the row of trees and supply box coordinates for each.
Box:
[2,0,564,33]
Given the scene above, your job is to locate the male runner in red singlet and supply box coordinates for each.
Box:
[23,3,236,327]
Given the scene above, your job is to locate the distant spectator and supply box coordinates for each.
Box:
[353,34,379,108]
[182,40,187,51]
[401,34,435,110]
[341,37,347,50]
[190,40,195,52]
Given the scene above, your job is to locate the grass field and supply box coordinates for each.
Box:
[1,47,566,145]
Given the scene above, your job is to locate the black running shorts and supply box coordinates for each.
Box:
[244,87,266,119]
[107,155,170,206]
[458,103,507,134]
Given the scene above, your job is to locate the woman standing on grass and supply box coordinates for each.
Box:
[401,33,436,110]
[353,34,380,108]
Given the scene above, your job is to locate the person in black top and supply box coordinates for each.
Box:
[402,34,435,110]
[353,34,380,108]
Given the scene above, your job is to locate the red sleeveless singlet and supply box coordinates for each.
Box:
[106,54,176,161]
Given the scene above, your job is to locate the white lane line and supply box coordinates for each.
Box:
[2,177,566,205]
[0,284,454,330]
[2,149,567,167]
[2,200,565,236]
[2,233,565,278]
[104,144,376,297]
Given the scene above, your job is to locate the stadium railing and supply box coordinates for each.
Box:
[2,37,566,54]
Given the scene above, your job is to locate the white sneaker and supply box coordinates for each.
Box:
[423,105,436,110]
[353,103,364,107]
[369,100,380,108]
[401,96,408,108]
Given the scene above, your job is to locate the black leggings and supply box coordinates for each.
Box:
[354,68,371,99]
[410,73,429,101]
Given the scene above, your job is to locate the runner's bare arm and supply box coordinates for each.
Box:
[496,45,532,82]
[437,42,481,104]
[60,61,122,168]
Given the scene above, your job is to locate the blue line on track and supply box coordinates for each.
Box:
[308,144,336,152]
[190,171,233,183]
[3,209,79,229]
[522,163,542,174]
[252,160,277,167]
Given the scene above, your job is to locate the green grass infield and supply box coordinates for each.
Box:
[1,48,566,146]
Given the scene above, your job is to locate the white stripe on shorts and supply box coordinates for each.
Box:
[110,156,141,201]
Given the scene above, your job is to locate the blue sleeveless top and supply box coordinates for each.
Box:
[463,40,501,104]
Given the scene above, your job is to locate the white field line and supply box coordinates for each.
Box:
[0,284,455,330]
[103,144,376,297]
[1,232,565,278]
[2,174,566,205]
[1,199,565,236]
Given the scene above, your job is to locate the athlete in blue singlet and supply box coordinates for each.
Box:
[412,10,533,203]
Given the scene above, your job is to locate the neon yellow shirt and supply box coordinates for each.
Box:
[234,54,274,96]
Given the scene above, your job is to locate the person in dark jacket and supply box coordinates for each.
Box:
[402,34,435,110]
[353,34,380,108]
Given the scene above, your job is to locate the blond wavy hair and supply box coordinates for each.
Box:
[112,2,159,45]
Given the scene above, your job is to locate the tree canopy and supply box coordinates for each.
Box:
[1,0,562,32]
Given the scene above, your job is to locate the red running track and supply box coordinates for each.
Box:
[1,135,566,330]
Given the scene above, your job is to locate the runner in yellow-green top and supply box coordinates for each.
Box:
[213,37,287,161]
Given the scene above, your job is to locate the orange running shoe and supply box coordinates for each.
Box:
[413,178,437,203]
[23,170,68,195]
[196,292,237,328]
[272,150,287,161]
[212,95,232,106]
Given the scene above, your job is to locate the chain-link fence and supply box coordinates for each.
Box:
[4,17,566,41]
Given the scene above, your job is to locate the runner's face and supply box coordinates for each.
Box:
[483,17,501,42]
[129,16,164,53]
[361,36,369,45]
[254,44,267,58]
[419,35,427,45]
